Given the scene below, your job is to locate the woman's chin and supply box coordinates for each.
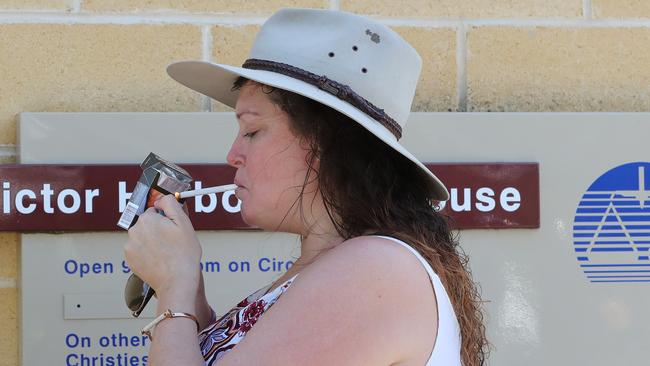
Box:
[240,210,282,231]
[239,207,261,228]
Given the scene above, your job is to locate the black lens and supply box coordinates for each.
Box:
[124,274,155,317]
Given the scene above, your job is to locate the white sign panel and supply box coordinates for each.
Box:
[19,112,650,365]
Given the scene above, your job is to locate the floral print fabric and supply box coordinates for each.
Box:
[199,274,298,365]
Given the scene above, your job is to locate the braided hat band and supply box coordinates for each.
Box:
[242,58,402,140]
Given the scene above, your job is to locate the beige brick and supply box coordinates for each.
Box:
[593,0,650,18]
[0,288,18,366]
[211,25,260,111]
[212,25,259,71]
[467,27,650,111]
[0,24,203,145]
[394,27,457,112]
[83,0,327,13]
[0,0,70,11]
[0,233,19,279]
[341,0,582,18]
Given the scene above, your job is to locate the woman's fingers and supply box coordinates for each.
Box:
[147,189,165,208]
[124,193,201,297]
[153,194,189,226]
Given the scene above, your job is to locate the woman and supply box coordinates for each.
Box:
[125,8,488,366]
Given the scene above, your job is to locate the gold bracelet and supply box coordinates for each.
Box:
[141,309,200,340]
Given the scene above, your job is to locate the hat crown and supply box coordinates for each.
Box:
[248,8,422,128]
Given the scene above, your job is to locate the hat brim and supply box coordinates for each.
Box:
[167,60,449,201]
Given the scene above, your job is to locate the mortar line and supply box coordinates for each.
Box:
[201,25,213,112]
[456,23,468,112]
[1,13,650,27]
[583,0,593,20]
[71,0,82,13]
[375,17,650,28]
[0,12,268,25]
[0,277,17,288]
[0,145,17,157]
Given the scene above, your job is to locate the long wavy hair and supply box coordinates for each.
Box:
[233,78,489,366]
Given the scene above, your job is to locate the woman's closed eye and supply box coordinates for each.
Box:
[243,130,258,138]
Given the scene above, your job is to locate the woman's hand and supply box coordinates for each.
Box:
[124,194,202,301]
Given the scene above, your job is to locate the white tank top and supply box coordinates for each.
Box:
[375,236,462,366]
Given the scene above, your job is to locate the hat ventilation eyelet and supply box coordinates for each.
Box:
[362,67,367,73]
[328,52,335,57]
[352,45,358,51]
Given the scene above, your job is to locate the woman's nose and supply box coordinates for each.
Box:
[226,140,244,168]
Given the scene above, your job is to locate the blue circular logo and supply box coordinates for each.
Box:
[573,162,650,283]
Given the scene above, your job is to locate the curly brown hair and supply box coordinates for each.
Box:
[233,77,489,366]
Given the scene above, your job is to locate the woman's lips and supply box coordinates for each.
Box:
[234,186,245,199]
[233,178,245,198]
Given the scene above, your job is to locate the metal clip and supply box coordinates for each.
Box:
[318,77,340,96]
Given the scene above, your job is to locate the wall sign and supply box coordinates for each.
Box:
[20,112,649,366]
[1,163,538,231]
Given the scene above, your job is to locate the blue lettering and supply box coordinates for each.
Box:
[65,333,90,348]
[122,260,131,274]
[66,353,78,366]
[129,355,140,365]
[228,260,250,272]
[258,257,293,273]
[200,260,221,273]
[65,352,148,366]
[64,260,114,278]
[64,260,77,275]
[99,336,110,347]
[259,257,270,272]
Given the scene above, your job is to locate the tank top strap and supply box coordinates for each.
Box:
[372,235,461,366]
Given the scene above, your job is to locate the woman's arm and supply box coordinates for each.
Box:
[195,272,215,330]
[148,278,205,366]
[214,236,438,365]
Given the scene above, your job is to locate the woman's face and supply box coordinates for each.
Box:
[227,82,316,233]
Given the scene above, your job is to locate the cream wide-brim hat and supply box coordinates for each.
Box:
[167,8,449,201]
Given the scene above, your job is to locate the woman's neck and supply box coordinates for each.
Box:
[280,190,342,269]
[293,213,344,270]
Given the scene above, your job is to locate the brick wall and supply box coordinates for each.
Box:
[1,1,649,364]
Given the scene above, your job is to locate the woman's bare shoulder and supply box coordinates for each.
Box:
[218,235,438,366]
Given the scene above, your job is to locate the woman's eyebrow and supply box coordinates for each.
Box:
[236,110,259,120]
